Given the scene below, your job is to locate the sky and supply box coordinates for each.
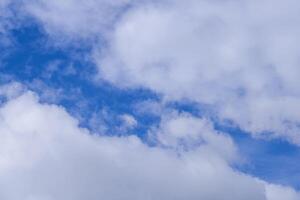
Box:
[0,0,300,199]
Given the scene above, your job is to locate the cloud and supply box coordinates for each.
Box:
[265,183,300,200]
[0,86,298,200]
[1,1,300,198]
[24,0,134,40]
[0,0,13,47]
[0,82,25,100]
[96,0,300,144]
[23,0,300,144]
[0,0,11,31]
[149,111,238,162]
[119,114,137,130]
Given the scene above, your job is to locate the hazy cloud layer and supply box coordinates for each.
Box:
[0,0,12,46]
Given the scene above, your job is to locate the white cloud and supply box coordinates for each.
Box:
[149,111,238,162]
[96,0,300,144]
[24,0,134,40]
[23,0,300,144]
[0,87,298,200]
[265,183,300,200]
[1,1,300,198]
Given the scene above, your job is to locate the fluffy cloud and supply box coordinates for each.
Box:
[265,184,300,200]
[149,111,238,162]
[23,0,300,144]
[2,1,300,199]
[97,0,300,144]
[0,86,298,200]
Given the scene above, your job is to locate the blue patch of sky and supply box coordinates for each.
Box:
[1,21,160,138]
[217,124,300,190]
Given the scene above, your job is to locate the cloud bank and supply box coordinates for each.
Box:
[0,85,299,200]
[20,0,300,145]
[98,0,300,144]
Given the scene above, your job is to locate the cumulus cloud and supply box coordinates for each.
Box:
[265,183,300,200]
[1,0,300,199]
[22,0,300,144]
[97,0,300,144]
[0,86,298,200]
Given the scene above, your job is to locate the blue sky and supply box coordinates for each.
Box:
[1,1,300,199]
